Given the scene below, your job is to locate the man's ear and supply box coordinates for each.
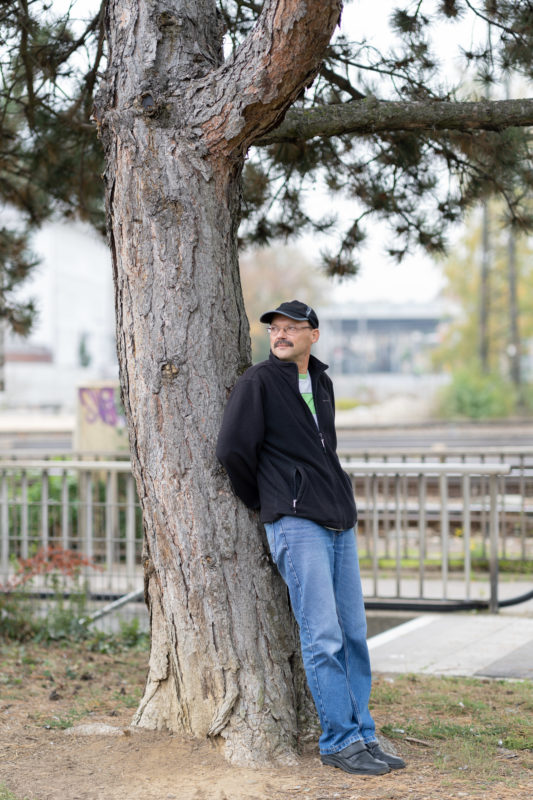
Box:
[311,328,320,344]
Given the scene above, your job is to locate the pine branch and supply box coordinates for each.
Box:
[255,97,533,145]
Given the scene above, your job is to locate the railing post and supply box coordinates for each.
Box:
[61,470,70,550]
[480,455,487,557]
[383,461,390,558]
[395,473,401,597]
[21,470,29,559]
[418,473,426,598]
[462,474,471,600]
[519,455,526,560]
[1,470,8,581]
[440,473,449,600]
[371,473,379,597]
[500,454,507,558]
[363,473,371,558]
[126,473,136,589]
[84,471,94,585]
[401,472,409,559]
[489,473,499,613]
[105,471,115,589]
[41,469,49,552]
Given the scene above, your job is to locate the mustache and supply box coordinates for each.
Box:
[274,339,293,348]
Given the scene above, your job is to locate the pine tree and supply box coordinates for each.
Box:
[2,1,533,330]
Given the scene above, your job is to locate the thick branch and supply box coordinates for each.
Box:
[198,0,343,156]
[255,97,533,144]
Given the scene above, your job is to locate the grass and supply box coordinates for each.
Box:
[36,707,90,730]
[0,639,531,795]
[0,786,32,800]
[0,637,148,729]
[358,555,533,575]
[371,673,533,785]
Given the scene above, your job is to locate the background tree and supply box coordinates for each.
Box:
[4,2,533,303]
[3,0,533,766]
[0,0,106,330]
[433,202,533,414]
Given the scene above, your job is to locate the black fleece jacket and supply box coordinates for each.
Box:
[216,351,357,530]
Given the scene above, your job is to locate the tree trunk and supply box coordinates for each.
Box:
[507,226,523,405]
[95,0,341,765]
[479,201,491,373]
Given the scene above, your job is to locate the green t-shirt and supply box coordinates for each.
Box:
[299,373,318,426]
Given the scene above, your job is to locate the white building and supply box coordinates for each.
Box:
[2,220,117,411]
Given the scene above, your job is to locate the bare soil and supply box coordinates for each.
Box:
[0,641,531,800]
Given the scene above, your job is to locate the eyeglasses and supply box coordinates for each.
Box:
[267,325,313,336]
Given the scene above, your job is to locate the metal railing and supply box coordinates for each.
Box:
[0,456,527,616]
[341,446,533,561]
[0,460,142,600]
[342,461,513,613]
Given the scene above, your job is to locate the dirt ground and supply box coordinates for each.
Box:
[0,642,531,800]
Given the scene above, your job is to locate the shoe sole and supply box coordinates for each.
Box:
[320,757,390,776]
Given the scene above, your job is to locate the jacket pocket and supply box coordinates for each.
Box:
[291,466,307,511]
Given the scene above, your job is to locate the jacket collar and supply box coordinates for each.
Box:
[268,351,328,375]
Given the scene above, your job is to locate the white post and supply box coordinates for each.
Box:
[418,473,426,598]
[126,474,136,589]
[41,469,49,551]
[21,471,29,559]
[440,473,449,600]
[394,474,401,597]
[489,474,499,613]
[462,474,471,600]
[1,471,8,581]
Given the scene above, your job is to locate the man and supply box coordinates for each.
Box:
[216,300,405,776]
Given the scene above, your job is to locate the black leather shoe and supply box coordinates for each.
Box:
[320,740,391,775]
[366,741,406,769]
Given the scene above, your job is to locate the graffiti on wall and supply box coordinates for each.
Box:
[79,386,126,428]
[76,384,128,452]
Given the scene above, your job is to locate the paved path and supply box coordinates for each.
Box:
[368,612,533,680]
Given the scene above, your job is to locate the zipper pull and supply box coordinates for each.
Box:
[319,432,326,451]
[292,498,297,512]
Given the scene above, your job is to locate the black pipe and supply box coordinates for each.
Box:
[4,587,533,612]
[365,586,533,613]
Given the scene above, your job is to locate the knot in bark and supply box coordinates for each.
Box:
[204,554,218,570]
[157,12,183,29]
[139,93,168,120]
[160,361,180,381]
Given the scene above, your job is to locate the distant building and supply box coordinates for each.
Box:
[1,220,117,411]
[314,301,452,401]
[315,301,450,375]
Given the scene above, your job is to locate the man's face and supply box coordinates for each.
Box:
[269,314,319,366]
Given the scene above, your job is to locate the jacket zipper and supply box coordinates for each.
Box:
[295,375,327,453]
[293,368,328,511]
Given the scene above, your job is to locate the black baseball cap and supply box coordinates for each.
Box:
[259,300,319,329]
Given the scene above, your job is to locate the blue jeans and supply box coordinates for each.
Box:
[264,516,377,754]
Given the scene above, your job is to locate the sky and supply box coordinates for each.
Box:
[20,1,496,312]
[309,0,485,304]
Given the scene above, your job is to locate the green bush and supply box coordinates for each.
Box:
[0,592,38,642]
[335,397,361,411]
[1,547,149,650]
[438,369,516,419]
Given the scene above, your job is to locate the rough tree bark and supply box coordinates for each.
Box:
[95,0,342,765]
